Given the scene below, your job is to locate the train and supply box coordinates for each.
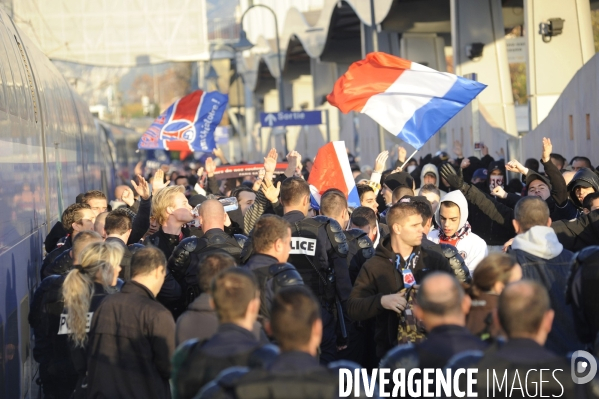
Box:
[0,8,141,398]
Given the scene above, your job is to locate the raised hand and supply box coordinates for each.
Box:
[264,148,278,173]
[453,140,463,158]
[505,159,527,175]
[491,186,508,199]
[252,178,263,192]
[460,158,471,170]
[374,150,389,173]
[205,157,216,177]
[398,146,407,163]
[131,175,150,200]
[134,161,144,176]
[481,144,489,156]
[120,187,135,206]
[542,137,552,163]
[151,169,169,193]
[440,163,464,190]
[496,147,505,159]
[261,180,281,203]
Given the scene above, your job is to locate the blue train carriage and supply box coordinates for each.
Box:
[0,7,116,398]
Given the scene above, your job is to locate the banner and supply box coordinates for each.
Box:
[138,90,228,152]
[213,163,289,180]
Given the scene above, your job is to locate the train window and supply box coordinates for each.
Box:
[0,24,17,116]
[4,35,29,121]
[0,53,6,112]
[15,39,38,123]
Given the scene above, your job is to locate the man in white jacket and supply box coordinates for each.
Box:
[427,190,488,272]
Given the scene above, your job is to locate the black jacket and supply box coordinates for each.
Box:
[347,236,452,357]
[382,324,487,369]
[458,184,516,246]
[128,196,152,244]
[87,281,175,399]
[40,236,72,279]
[552,209,599,251]
[538,159,577,220]
[105,236,132,281]
[44,221,68,253]
[509,245,583,356]
[567,168,599,209]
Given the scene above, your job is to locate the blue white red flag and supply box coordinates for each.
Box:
[308,142,360,209]
[327,52,486,150]
[138,90,228,152]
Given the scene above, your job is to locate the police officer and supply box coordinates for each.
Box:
[29,231,103,399]
[172,268,277,399]
[453,280,599,398]
[243,214,303,320]
[278,177,352,364]
[169,199,247,309]
[320,189,375,365]
[197,286,369,399]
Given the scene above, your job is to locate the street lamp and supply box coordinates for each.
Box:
[235,4,288,154]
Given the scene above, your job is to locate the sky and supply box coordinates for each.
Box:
[207,0,238,21]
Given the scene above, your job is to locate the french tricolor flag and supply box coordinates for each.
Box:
[327,52,486,150]
[308,141,360,209]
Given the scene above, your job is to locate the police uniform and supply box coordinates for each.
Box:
[169,228,247,308]
[171,323,278,399]
[144,227,191,315]
[245,254,304,319]
[283,210,352,364]
[451,338,599,398]
[196,354,370,399]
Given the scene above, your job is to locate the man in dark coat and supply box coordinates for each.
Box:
[507,196,583,356]
[348,202,452,359]
[86,246,175,399]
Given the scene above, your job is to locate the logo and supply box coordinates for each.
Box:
[571,350,598,384]
[161,120,196,142]
[289,238,317,256]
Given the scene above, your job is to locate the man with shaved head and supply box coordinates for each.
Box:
[463,281,586,397]
[168,199,245,310]
[381,273,486,373]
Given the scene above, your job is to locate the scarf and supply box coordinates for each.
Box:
[438,222,471,247]
[395,249,421,271]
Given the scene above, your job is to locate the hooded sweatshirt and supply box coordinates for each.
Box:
[509,225,582,356]
[416,164,447,196]
[566,168,599,210]
[428,190,488,272]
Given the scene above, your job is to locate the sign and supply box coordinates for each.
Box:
[289,237,317,256]
[260,110,322,127]
[58,312,93,335]
[213,163,289,180]
[506,37,526,64]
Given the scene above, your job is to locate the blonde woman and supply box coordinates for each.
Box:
[62,240,123,398]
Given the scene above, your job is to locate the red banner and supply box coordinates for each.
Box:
[213,163,289,180]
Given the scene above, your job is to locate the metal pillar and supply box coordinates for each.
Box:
[525,0,594,129]
[451,0,517,139]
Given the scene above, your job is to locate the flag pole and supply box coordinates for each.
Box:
[400,150,418,170]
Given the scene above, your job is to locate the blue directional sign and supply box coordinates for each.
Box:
[260,110,322,127]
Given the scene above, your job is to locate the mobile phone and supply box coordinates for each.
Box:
[474,142,484,150]
[219,197,239,212]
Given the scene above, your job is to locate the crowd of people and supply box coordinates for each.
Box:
[30,137,599,398]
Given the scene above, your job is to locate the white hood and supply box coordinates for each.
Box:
[435,190,469,231]
[511,225,564,259]
[420,164,440,188]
